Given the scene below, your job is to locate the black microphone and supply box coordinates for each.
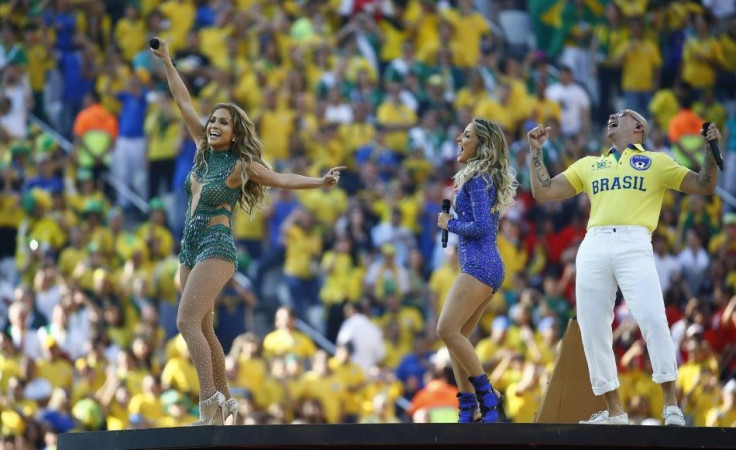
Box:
[702,122,724,171]
[441,199,451,249]
[149,38,176,67]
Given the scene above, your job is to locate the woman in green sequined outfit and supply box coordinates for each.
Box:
[151,38,345,426]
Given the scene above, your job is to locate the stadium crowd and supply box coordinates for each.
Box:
[1,0,735,447]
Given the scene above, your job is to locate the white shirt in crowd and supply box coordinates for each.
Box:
[336,312,386,373]
[654,251,682,293]
[544,81,590,137]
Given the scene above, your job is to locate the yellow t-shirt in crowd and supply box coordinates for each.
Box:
[198,26,233,70]
[161,357,199,395]
[562,144,690,232]
[258,108,296,163]
[648,89,679,132]
[681,36,724,89]
[145,111,180,161]
[428,262,459,314]
[128,392,164,424]
[473,97,517,133]
[295,371,346,423]
[27,41,56,92]
[442,9,490,68]
[36,358,73,390]
[328,358,365,416]
[158,0,196,53]
[405,0,440,55]
[262,329,317,361]
[378,19,408,62]
[338,122,376,161]
[614,39,661,92]
[232,207,265,242]
[236,357,267,396]
[375,308,424,351]
[283,225,322,279]
[113,17,146,62]
[719,32,736,71]
[376,101,417,152]
[136,223,174,261]
[504,382,542,423]
[498,235,528,290]
[299,188,348,227]
[319,251,357,304]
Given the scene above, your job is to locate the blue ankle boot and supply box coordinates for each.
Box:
[468,374,500,423]
[456,392,478,423]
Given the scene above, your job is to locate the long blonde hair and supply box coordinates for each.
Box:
[453,117,517,213]
[193,103,271,215]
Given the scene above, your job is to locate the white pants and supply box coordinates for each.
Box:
[112,136,148,207]
[576,225,678,396]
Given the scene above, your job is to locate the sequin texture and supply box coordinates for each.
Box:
[179,149,240,268]
[447,174,504,290]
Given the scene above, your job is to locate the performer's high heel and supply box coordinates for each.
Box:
[192,391,226,426]
[223,397,239,425]
[468,375,500,423]
[457,392,478,423]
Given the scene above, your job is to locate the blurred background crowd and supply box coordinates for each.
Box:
[1,0,736,447]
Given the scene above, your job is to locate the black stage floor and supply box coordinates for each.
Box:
[58,423,736,450]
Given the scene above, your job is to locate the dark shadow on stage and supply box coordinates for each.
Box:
[58,423,736,450]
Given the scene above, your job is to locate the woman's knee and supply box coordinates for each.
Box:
[436,320,458,342]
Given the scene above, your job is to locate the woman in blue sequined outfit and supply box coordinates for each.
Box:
[151,38,345,426]
[437,118,517,423]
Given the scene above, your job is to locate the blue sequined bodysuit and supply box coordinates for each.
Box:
[447,174,504,291]
[179,149,240,269]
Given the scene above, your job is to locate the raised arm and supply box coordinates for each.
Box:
[149,37,204,142]
[527,125,577,201]
[446,176,493,239]
[245,162,346,190]
[677,123,720,196]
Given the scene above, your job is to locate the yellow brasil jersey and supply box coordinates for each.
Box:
[562,144,689,232]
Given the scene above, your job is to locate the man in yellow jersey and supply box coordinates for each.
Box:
[527,109,721,426]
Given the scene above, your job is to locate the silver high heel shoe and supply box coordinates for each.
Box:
[192,391,226,426]
[224,397,239,425]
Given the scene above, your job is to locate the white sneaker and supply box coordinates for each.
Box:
[663,405,685,426]
[579,410,629,425]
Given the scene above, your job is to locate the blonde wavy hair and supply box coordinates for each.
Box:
[193,103,271,215]
[453,117,518,214]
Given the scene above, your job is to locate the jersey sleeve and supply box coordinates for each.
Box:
[446,176,493,239]
[561,158,588,194]
[657,153,690,191]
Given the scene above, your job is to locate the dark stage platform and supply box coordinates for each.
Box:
[58,423,736,450]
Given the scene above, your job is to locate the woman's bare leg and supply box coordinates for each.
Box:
[448,291,494,393]
[437,273,493,379]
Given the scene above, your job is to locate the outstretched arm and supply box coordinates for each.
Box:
[245,162,346,190]
[527,125,577,201]
[149,37,204,142]
[439,176,492,239]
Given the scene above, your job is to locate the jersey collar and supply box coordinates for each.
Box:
[607,143,647,154]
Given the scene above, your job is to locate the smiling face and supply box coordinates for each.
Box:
[456,122,479,164]
[206,107,235,150]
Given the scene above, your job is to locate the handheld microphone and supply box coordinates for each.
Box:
[702,122,724,171]
[149,38,176,67]
[441,199,451,249]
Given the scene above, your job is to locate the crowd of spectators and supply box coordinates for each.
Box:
[1,0,735,447]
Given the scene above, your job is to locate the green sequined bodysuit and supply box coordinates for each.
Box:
[179,149,240,268]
